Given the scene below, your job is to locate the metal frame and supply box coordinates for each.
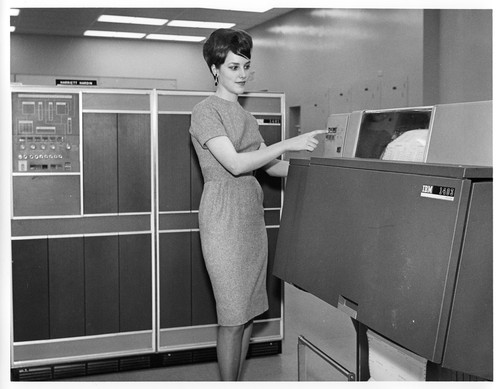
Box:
[297,335,356,381]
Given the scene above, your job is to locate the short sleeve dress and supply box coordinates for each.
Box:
[189,95,269,326]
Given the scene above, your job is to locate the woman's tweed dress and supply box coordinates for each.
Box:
[189,95,268,326]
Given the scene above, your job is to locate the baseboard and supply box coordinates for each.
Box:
[11,340,282,381]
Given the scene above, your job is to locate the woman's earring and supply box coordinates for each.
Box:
[214,74,219,87]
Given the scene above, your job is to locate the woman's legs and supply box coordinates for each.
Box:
[237,320,254,380]
[217,320,254,381]
[217,324,244,380]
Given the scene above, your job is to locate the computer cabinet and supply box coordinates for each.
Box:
[10,87,284,373]
[274,157,492,380]
[156,91,283,352]
[11,88,155,369]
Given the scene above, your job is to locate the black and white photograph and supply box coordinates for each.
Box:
[1,0,494,386]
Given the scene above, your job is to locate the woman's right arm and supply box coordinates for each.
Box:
[205,130,327,176]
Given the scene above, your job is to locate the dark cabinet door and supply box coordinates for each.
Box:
[84,235,120,335]
[158,114,192,212]
[256,124,282,208]
[159,232,192,328]
[118,114,151,213]
[191,232,217,325]
[12,239,50,342]
[119,234,153,332]
[256,228,282,320]
[48,237,85,339]
[84,113,151,214]
[83,113,118,214]
[190,144,203,211]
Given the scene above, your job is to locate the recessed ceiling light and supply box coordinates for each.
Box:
[84,30,146,39]
[146,34,206,42]
[10,9,20,16]
[98,15,168,26]
[168,20,235,29]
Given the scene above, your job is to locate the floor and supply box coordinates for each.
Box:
[66,283,357,382]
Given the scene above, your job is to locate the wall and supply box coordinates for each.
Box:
[423,9,492,105]
[438,9,492,104]
[247,8,492,132]
[10,34,214,91]
[248,9,424,129]
[423,10,441,106]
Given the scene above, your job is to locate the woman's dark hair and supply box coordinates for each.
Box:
[203,28,253,75]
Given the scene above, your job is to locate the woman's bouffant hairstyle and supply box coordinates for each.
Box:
[203,28,253,76]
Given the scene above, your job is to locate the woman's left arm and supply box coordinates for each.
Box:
[260,143,289,177]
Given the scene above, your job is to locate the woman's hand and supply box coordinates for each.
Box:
[284,129,328,152]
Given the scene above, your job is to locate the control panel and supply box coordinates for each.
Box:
[324,113,349,158]
[12,92,80,173]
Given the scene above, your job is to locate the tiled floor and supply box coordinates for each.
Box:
[67,283,357,382]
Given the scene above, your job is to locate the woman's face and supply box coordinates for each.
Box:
[214,51,251,100]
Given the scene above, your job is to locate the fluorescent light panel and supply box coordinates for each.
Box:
[84,30,145,39]
[146,34,205,42]
[168,20,235,29]
[201,6,272,13]
[98,15,168,26]
[11,26,16,32]
[10,9,20,16]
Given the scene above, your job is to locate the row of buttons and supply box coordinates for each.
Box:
[18,154,65,160]
[19,143,72,150]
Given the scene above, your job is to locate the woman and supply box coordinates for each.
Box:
[189,28,326,381]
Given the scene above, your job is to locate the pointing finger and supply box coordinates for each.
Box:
[310,129,329,137]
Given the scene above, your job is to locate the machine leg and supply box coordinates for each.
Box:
[353,319,370,381]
